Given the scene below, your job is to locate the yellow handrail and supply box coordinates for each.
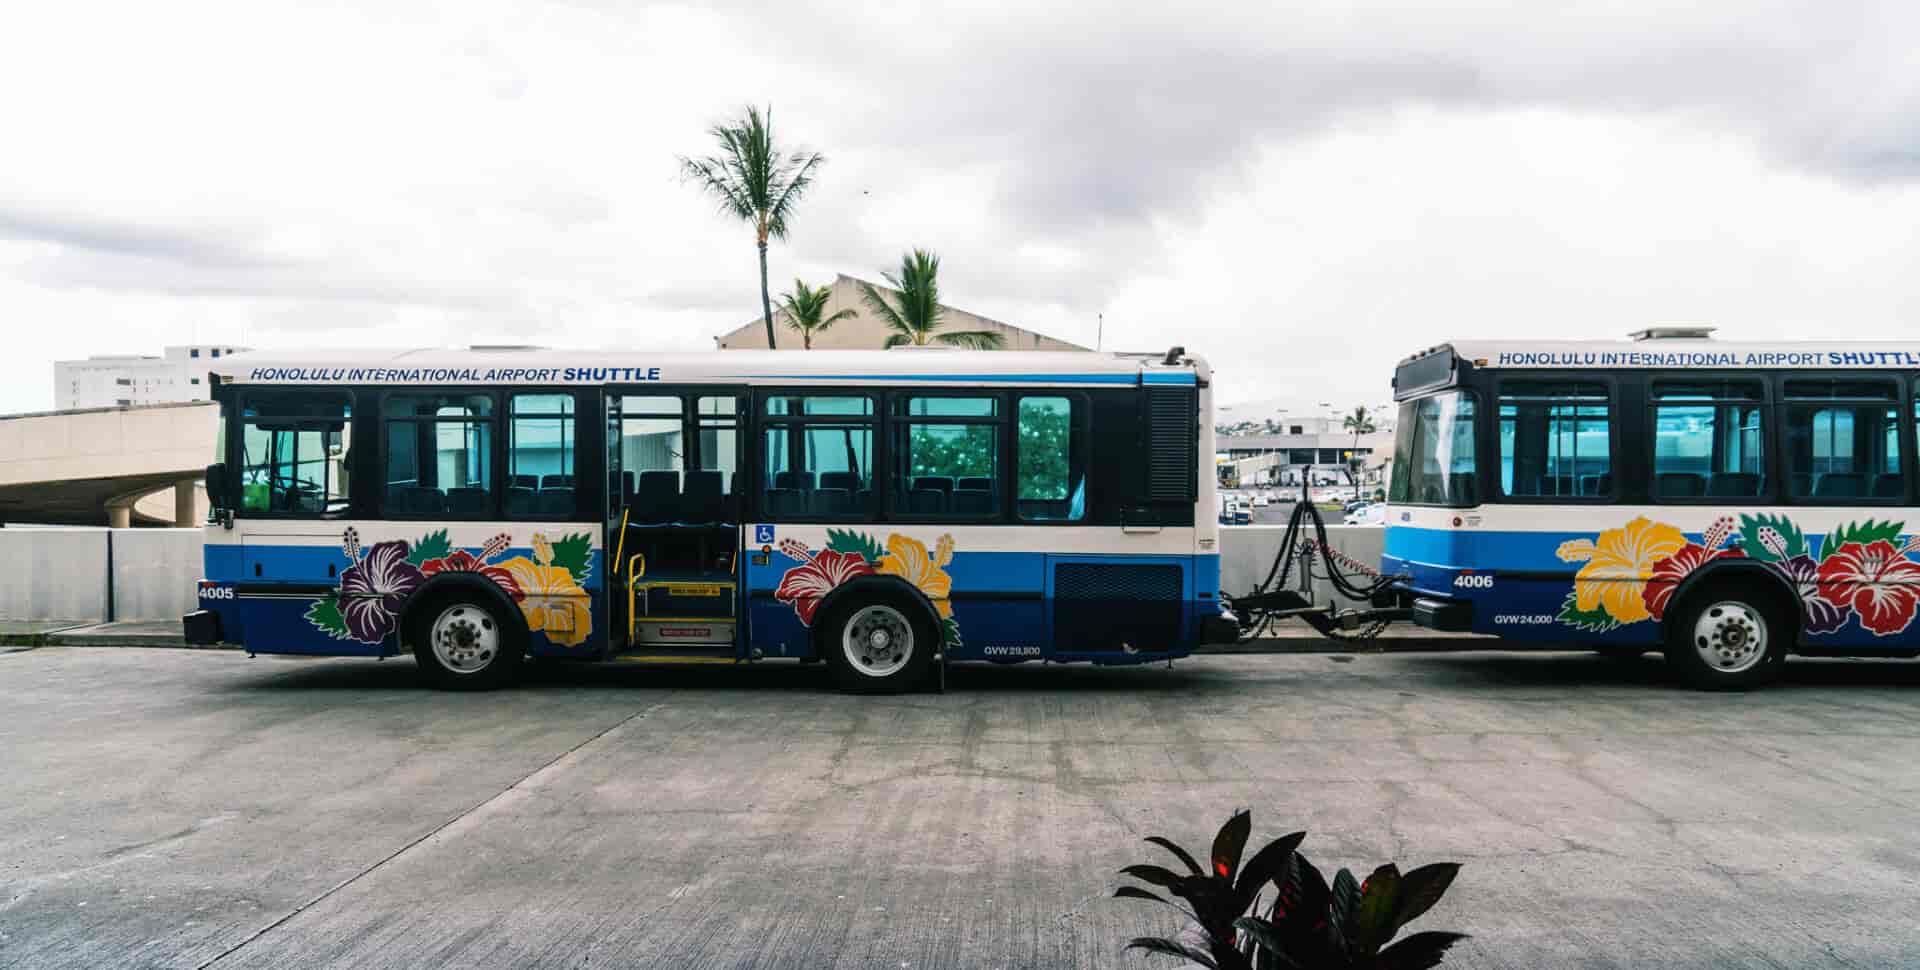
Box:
[613,508,630,574]
[625,552,647,643]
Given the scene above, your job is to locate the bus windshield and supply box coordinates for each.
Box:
[1389,391,1477,507]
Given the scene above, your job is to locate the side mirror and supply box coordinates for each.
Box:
[204,463,228,509]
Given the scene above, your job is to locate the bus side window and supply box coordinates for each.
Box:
[382,393,495,519]
[509,393,577,518]
[891,395,1002,519]
[1497,381,1610,499]
[1784,379,1901,503]
[1651,380,1766,501]
[1017,396,1085,522]
[760,395,876,521]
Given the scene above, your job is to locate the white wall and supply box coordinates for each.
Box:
[111,529,204,620]
[0,527,204,622]
[0,528,109,621]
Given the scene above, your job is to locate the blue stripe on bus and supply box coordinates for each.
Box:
[743,372,1190,385]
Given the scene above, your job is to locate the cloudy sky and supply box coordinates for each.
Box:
[3,0,1918,415]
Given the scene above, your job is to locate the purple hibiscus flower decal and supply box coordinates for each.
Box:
[338,540,424,643]
[1771,554,1848,635]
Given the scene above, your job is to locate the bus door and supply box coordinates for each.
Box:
[606,389,745,656]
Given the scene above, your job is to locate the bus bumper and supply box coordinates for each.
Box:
[182,610,223,645]
[1411,597,1473,632]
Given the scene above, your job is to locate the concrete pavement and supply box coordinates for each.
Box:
[4,648,1919,968]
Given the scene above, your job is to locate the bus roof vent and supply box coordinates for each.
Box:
[1629,326,1716,341]
[469,344,546,352]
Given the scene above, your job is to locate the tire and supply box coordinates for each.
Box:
[1662,580,1789,691]
[818,589,936,694]
[408,591,525,691]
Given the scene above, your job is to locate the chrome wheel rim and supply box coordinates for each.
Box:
[1694,600,1767,674]
[842,605,913,678]
[430,604,498,674]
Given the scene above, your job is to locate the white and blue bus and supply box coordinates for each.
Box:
[1384,328,1920,688]
[182,347,1227,691]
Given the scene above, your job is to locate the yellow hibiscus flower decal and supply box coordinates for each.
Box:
[876,533,955,618]
[497,535,593,647]
[1557,516,1685,625]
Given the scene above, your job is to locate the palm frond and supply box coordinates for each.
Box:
[766,151,826,240]
[859,281,915,338]
[933,329,1005,350]
[882,333,913,349]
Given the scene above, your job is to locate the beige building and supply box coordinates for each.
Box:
[715,274,1088,351]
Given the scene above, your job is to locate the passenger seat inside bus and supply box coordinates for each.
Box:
[1812,473,1866,498]
[1706,473,1760,497]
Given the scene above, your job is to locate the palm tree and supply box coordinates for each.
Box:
[777,279,857,350]
[678,105,825,350]
[858,249,1004,349]
[1342,405,1378,502]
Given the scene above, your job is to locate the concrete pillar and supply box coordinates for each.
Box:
[175,479,196,527]
[106,504,131,529]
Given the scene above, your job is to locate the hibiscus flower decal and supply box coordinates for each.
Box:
[1814,539,1920,636]
[420,543,526,602]
[338,540,425,643]
[876,533,955,619]
[774,546,874,625]
[1770,554,1849,635]
[496,531,595,647]
[1642,517,1745,621]
[1556,516,1686,626]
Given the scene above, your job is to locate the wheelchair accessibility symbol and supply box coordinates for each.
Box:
[754,525,776,544]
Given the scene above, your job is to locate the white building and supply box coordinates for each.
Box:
[53,345,248,411]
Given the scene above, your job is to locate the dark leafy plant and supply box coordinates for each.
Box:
[1117,812,1467,970]
[1114,810,1304,969]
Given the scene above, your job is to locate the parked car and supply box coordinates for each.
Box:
[1344,502,1387,526]
[1233,500,1253,525]
[1251,493,1270,508]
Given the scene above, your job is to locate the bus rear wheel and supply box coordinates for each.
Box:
[409,592,524,691]
[1663,582,1787,691]
[820,591,935,694]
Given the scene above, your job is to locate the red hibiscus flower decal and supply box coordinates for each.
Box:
[774,548,873,625]
[1642,543,1746,621]
[421,549,526,602]
[1815,540,1920,636]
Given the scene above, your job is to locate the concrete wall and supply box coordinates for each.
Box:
[0,528,110,621]
[0,527,203,622]
[111,529,204,621]
[0,524,1383,625]
[1218,525,1386,605]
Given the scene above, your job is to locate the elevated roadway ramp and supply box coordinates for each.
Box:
[0,401,216,526]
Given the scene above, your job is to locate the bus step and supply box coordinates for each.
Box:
[613,650,739,665]
[631,618,736,648]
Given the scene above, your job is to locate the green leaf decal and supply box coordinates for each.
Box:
[940,616,963,648]
[304,592,352,640]
[549,532,594,585]
[1555,591,1620,633]
[1736,513,1806,563]
[1819,519,1905,559]
[825,528,886,564]
[407,529,451,565]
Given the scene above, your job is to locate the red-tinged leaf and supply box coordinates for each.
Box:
[1211,810,1253,881]
[1329,868,1361,953]
[1233,831,1306,914]
[1145,836,1204,876]
[1391,863,1462,934]
[1376,931,1470,970]
[1121,864,1187,888]
[1352,863,1402,954]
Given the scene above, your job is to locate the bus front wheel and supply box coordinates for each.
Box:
[820,591,935,694]
[408,592,525,691]
[1663,582,1787,691]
